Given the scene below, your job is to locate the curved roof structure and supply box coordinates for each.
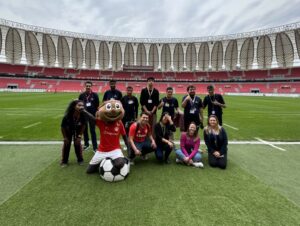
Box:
[0,18,300,71]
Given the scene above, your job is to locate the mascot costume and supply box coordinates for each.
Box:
[85,100,129,174]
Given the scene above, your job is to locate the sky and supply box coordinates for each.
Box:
[0,0,300,39]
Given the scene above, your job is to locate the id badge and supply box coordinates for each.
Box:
[212,110,215,114]
[128,100,134,104]
[86,102,91,107]
[148,99,152,104]
[190,109,196,114]
[165,103,170,107]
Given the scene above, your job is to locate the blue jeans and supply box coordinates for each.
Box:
[155,144,172,162]
[175,149,201,162]
[129,138,155,160]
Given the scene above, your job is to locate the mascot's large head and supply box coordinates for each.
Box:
[97,100,124,122]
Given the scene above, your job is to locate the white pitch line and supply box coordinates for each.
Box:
[255,137,286,151]
[223,123,239,130]
[23,122,42,129]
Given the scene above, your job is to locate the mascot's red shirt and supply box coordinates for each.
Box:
[96,119,126,152]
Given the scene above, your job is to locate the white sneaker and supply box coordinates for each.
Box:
[141,155,148,160]
[193,162,204,168]
[130,160,135,166]
[176,158,182,164]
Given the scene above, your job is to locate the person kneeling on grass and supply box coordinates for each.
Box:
[128,112,157,165]
[154,112,176,164]
[60,100,86,167]
[84,100,129,174]
[175,122,204,168]
[203,115,228,169]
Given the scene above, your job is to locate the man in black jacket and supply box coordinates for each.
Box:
[203,85,226,125]
[103,80,122,101]
[121,86,139,134]
[78,81,99,151]
[140,77,159,133]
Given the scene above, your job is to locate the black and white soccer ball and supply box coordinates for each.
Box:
[99,157,130,182]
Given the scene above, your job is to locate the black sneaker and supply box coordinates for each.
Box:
[164,159,171,164]
[83,145,90,151]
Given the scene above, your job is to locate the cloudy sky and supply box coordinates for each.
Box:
[0,0,300,38]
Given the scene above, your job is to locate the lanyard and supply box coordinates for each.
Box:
[86,91,92,102]
[147,88,154,98]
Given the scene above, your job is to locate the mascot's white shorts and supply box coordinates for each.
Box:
[89,149,124,165]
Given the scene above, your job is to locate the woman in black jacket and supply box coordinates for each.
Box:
[203,115,228,169]
[154,112,176,164]
[61,100,86,167]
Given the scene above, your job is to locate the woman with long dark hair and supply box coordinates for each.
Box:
[203,115,228,169]
[175,122,204,168]
[60,100,86,167]
[154,112,176,163]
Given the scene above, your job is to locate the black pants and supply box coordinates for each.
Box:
[208,152,227,169]
[61,134,83,164]
[84,117,97,150]
[155,144,172,162]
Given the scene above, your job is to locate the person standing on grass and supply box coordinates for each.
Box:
[78,81,99,152]
[128,112,157,165]
[175,122,204,168]
[154,112,176,164]
[182,85,204,132]
[204,115,228,169]
[103,79,123,101]
[60,100,86,167]
[140,77,159,133]
[121,86,139,135]
[203,85,226,126]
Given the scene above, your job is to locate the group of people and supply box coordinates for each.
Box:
[60,77,228,171]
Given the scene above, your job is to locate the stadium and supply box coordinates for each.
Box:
[0,7,300,226]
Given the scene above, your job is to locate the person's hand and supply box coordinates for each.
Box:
[213,151,220,158]
[183,157,190,164]
[212,100,221,106]
[186,95,191,101]
[188,159,193,165]
[167,141,174,149]
[63,138,70,145]
[134,149,142,156]
[151,141,157,149]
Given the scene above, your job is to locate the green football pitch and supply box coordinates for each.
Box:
[0,92,300,225]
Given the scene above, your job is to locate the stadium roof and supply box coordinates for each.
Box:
[1,18,300,44]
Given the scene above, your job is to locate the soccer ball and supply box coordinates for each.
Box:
[99,157,130,182]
